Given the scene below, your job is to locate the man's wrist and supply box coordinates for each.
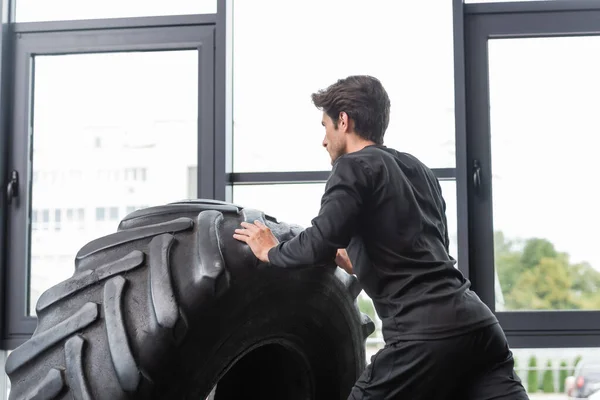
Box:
[263,245,277,263]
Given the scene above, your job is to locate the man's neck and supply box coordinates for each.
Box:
[346,139,377,154]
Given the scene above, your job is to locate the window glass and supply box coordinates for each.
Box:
[232,183,326,228]
[489,37,600,312]
[16,0,216,22]
[511,347,599,399]
[29,51,198,315]
[232,180,457,265]
[232,0,456,172]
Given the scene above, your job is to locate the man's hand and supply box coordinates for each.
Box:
[233,220,279,262]
[336,249,353,275]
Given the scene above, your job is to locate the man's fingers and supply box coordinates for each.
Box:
[240,221,259,231]
[234,228,250,235]
[233,233,249,242]
[254,220,268,230]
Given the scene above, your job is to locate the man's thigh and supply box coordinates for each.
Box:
[347,339,466,400]
[461,324,530,400]
[462,353,529,400]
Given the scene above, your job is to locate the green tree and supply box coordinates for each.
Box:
[494,232,600,311]
[507,257,576,310]
[494,232,523,299]
[521,238,558,269]
[559,360,568,392]
[542,360,554,393]
[528,356,538,393]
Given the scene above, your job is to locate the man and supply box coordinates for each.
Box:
[233,75,529,399]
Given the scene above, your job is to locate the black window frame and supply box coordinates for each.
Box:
[1,13,220,349]
[464,0,600,348]
[0,0,10,353]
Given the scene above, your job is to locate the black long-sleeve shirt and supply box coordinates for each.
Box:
[268,145,497,342]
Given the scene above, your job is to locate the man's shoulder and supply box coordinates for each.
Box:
[333,152,375,178]
[338,145,388,165]
[339,145,416,170]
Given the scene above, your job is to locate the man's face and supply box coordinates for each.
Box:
[321,112,347,165]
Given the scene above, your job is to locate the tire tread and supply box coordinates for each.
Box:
[64,335,93,400]
[5,303,99,375]
[76,217,194,262]
[148,234,179,329]
[36,250,145,312]
[103,276,140,393]
[24,368,64,400]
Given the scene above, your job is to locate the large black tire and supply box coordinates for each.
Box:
[6,200,375,400]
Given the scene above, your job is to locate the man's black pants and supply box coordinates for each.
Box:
[348,323,529,399]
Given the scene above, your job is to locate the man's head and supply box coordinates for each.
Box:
[311,75,390,164]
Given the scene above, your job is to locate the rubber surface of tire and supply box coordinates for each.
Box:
[6,200,375,400]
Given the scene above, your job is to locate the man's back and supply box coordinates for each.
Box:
[337,145,497,342]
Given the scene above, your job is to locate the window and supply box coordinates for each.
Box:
[109,207,119,220]
[233,183,326,228]
[54,209,61,231]
[26,50,199,316]
[508,347,600,400]
[232,0,456,172]
[16,0,217,22]
[464,6,600,344]
[95,207,105,221]
[488,37,600,312]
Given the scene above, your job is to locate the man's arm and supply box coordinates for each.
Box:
[267,157,371,268]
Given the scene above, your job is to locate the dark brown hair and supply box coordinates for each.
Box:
[311,75,390,145]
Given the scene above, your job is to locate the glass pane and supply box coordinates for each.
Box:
[489,37,600,311]
[233,180,458,265]
[16,0,216,22]
[232,0,456,172]
[442,180,458,270]
[511,347,600,399]
[29,51,198,315]
[233,183,326,228]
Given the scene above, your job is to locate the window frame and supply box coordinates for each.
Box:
[227,169,456,186]
[464,1,600,348]
[2,15,218,349]
[0,0,11,352]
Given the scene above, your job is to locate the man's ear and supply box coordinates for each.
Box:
[338,111,350,132]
